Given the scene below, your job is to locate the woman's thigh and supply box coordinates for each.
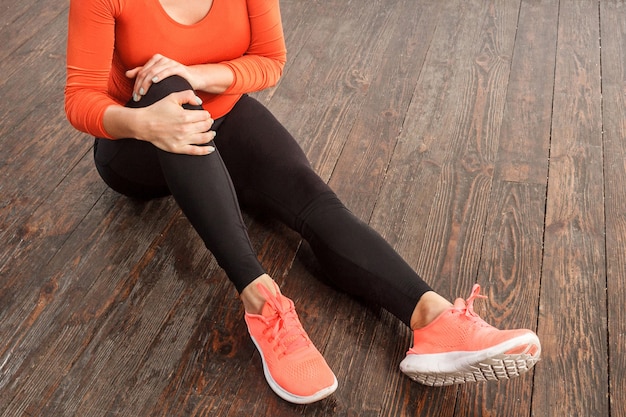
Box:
[214,95,332,229]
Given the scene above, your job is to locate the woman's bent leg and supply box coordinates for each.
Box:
[94,76,265,292]
[94,77,338,403]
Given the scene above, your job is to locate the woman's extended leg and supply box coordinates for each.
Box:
[215,95,541,386]
[214,95,433,326]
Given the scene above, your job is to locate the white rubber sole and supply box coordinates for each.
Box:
[399,333,541,387]
[250,335,338,404]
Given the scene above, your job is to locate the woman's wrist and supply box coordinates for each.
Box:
[102,105,148,141]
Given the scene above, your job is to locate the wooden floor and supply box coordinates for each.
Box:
[1,0,625,415]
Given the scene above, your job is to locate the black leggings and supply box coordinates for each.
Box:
[94,75,432,326]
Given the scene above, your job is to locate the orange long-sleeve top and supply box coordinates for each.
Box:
[65,0,287,139]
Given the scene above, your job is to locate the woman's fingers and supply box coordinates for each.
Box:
[128,55,191,101]
[143,91,217,155]
[168,131,217,155]
[171,89,203,107]
[127,55,164,100]
[157,131,216,155]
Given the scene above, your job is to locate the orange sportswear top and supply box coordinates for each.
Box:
[65,0,287,139]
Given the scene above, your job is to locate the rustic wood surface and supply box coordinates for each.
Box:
[1,0,624,416]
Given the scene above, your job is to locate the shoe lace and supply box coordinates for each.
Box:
[461,284,487,318]
[257,283,311,357]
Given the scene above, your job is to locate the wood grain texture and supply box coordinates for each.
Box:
[599,1,626,416]
[456,1,559,415]
[1,0,625,416]
[533,0,609,416]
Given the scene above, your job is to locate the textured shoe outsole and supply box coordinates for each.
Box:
[400,333,541,387]
[405,353,540,387]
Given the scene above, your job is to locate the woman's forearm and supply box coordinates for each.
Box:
[188,63,235,94]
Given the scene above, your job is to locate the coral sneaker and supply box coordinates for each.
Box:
[244,283,338,404]
[400,284,540,387]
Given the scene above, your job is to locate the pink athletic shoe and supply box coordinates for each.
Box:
[244,283,338,404]
[400,284,541,386]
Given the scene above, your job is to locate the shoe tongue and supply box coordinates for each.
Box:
[261,300,278,317]
[452,298,467,309]
[261,292,291,317]
[259,296,309,352]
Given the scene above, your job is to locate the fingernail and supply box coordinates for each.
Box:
[139,87,145,95]
[152,76,159,83]
[207,146,215,153]
[210,131,217,139]
[133,92,140,102]
[195,96,203,105]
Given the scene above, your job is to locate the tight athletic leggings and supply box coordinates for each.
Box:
[93,75,432,326]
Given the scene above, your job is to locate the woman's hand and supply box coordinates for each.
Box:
[103,90,216,156]
[126,54,199,102]
[136,90,216,155]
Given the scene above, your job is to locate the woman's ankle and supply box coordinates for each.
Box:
[409,291,453,330]
[241,274,279,314]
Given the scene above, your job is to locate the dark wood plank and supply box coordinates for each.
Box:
[533,0,609,416]
[599,1,626,416]
[455,0,560,415]
[0,8,99,369]
[494,0,559,185]
[41,218,231,416]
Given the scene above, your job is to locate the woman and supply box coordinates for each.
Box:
[65,0,541,405]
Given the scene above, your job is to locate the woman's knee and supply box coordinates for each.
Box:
[127,75,198,109]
